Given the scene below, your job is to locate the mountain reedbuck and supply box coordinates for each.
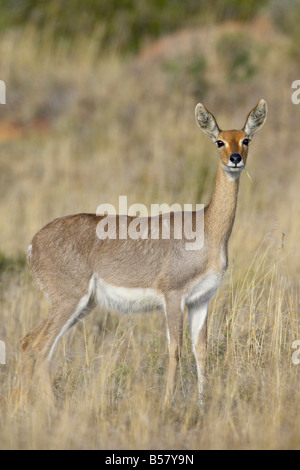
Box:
[21,100,267,404]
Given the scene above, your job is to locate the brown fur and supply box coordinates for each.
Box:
[21,100,267,405]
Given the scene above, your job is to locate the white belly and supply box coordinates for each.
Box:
[88,270,222,315]
[94,275,165,314]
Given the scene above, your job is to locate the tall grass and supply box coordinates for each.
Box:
[0,18,300,449]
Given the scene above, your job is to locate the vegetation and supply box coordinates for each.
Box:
[1,0,269,51]
[0,1,300,450]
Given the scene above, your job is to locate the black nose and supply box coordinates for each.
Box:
[230,153,242,165]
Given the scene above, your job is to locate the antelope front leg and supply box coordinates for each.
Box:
[163,296,184,406]
[188,302,208,403]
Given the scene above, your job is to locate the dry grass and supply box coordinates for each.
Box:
[0,18,300,449]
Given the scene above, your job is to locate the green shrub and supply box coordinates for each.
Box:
[0,0,269,52]
[163,54,207,97]
[0,251,26,273]
[270,0,300,58]
[216,33,257,83]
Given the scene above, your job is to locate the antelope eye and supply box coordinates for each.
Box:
[216,140,224,148]
[242,138,250,146]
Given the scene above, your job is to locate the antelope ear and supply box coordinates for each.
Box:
[243,99,267,137]
[195,103,220,141]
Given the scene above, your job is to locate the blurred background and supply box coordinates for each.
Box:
[0,0,300,450]
[0,0,300,260]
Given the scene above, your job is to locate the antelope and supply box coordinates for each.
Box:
[21,100,267,404]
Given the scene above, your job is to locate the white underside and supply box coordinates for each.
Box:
[94,275,165,314]
[94,270,221,315]
[48,270,222,361]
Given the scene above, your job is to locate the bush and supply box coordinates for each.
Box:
[216,33,257,83]
[1,0,269,52]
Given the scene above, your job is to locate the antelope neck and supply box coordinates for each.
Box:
[205,160,240,246]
